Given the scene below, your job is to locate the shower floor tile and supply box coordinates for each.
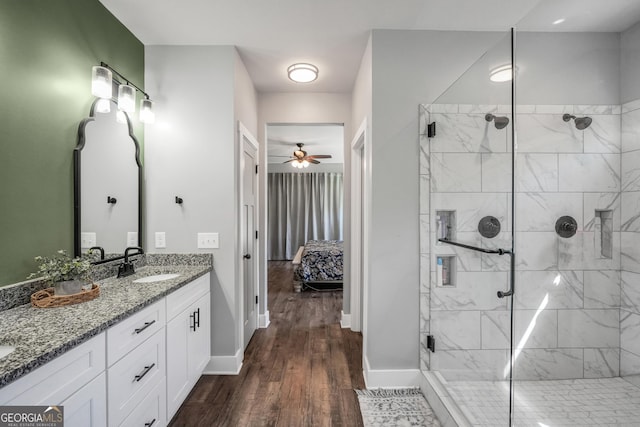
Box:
[445,377,640,426]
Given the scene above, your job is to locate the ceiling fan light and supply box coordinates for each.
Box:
[302,160,309,167]
[291,161,299,168]
[287,63,318,83]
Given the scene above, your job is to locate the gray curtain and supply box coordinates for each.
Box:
[268,172,343,260]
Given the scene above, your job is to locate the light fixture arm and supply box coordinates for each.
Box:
[100,62,150,100]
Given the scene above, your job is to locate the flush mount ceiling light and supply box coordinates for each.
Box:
[490,64,514,83]
[553,18,566,25]
[287,63,318,83]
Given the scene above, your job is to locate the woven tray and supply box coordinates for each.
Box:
[31,284,100,308]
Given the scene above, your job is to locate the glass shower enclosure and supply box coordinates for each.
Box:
[420,2,640,425]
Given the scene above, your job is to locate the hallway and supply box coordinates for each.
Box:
[169,261,366,426]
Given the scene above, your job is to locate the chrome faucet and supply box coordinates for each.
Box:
[117,246,144,278]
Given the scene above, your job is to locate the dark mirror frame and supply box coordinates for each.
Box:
[73,97,143,263]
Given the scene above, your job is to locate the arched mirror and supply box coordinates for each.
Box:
[73,98,142,262]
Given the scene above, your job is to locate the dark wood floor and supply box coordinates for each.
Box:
[168,261,365,426]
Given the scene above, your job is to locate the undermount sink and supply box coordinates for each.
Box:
[132,274,181,284]
[0,346,15,359]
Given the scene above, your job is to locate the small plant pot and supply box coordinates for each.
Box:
[54,280,87,296]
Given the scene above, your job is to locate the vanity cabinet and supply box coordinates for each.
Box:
[166,274,211,421]
[0,272,211,427]
[0,332,107,427]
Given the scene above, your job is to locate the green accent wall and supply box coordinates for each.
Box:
[0,0,144,286]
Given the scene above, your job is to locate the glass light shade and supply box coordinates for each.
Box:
[489,65,513,83]
[95,98,111,114]
[291,161,298,168]
[287,63,318,83]
[118,84,136,113]
[302,160,309,168]
[116,110,128,124]
[91,66,112,99]
[139,99,155,124]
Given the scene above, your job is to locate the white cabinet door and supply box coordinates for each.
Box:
[166,291,210,421]
[188,292,210,380]
[61,372,107,427]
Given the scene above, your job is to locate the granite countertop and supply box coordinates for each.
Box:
[0,264,211,388]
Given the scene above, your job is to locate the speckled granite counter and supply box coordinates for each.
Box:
[0,263,211,388]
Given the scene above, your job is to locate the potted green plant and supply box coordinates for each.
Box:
[28,250,93,295]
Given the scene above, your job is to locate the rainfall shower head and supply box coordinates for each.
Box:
[562,113,592,130]
[485,113,510,130]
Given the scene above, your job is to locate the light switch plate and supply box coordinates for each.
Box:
[80,232,96,249]
[155,232,166,249]
[197,232,219,249]
[127,232,138,247]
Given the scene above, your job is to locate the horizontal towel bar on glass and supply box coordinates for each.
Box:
[437,238,512,256]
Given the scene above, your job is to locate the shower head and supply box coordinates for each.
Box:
[485,113,510,130]
[562,113,592,130]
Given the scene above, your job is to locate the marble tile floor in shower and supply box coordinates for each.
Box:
[446,377,640,426]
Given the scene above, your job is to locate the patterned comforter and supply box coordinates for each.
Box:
[296,240,344,282]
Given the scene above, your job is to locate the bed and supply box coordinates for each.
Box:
[292,240,344,291]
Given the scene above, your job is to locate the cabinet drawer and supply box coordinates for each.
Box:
[107,299,165,367]
[107,328,165,427]
[0,333,106,405]
[119,377,166,427]
[166,273,210,321]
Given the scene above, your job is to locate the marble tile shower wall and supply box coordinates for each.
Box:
[621,98,640,386]
[420,103,626,381]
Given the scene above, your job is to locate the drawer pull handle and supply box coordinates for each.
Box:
[134,363,156,382]
[195,307,200,329]
[134,320,156,334]
[145,419,156,427]
[190,312,196,331]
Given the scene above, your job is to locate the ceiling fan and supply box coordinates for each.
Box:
[283,143,332,168]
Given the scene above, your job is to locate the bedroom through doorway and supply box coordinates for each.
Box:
[265,123,345,325]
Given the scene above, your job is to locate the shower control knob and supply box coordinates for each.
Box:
[555,216,578,238]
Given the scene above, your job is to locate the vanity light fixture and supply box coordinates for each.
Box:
[92,62,155,123]
[91,65,112,99]
[287,63,318,83]
[139,98,155,124]
[117,84,136,113]
[489,64,514,83]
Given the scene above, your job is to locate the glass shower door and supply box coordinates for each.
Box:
[419,31,517,425]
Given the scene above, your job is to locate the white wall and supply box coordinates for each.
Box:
[145,45,257,363]
[365,30,505,376]
[622,21,640,104]
[257,92,352,316]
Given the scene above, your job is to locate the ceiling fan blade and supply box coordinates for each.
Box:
[309,159,321,164]
[283,159,297,163]
[307,155,332,159]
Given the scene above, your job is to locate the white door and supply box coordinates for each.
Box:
[241,129,258,348]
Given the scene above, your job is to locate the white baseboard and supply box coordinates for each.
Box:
[340,310,351,328]
[202,348,243,375]
[259,310,270,328]
[363,355,422,389]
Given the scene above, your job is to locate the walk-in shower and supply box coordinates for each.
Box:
[419,2,640,425]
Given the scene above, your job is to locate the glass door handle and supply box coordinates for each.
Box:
[243,253,251,259]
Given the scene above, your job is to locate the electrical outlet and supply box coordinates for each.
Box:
[80,232,96,249]
[155,232,166,249]
[197,232,219,249]
[127,232,138,247]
